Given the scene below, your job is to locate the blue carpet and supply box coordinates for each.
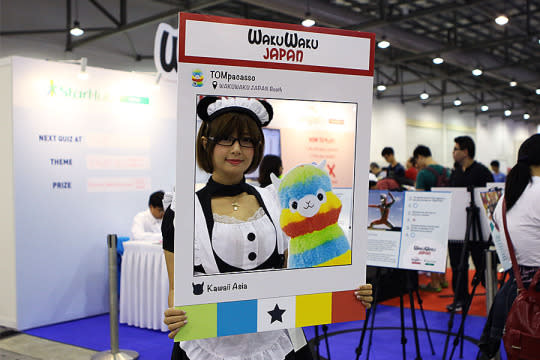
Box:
[25,315,172,359]
[304,305,507,360]
[24,305,506,360]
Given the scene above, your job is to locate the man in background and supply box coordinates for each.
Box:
[490,160,506,182]
[414,145,450,292]
[405,156,418,182]
[448,136,494,312]
[381,147,405,179]
[370,162,386,180]
[414,145,449,191]
[131,190,165,242]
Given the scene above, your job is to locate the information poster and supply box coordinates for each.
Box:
[367,190,452,272]
[174,13,374,340]
[480,189,511,270]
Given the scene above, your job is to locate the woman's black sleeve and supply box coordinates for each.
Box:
[161,205,175,253]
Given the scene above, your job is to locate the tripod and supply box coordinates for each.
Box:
[313,324,332,360]
[442,186,485,360]
[355,268,435,360]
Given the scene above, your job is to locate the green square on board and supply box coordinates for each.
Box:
[175,303,217,342]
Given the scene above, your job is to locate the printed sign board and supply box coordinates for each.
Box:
[174,13,375,341]
[366,190,452,273]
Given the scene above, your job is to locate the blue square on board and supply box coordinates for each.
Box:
[217,300,257,336]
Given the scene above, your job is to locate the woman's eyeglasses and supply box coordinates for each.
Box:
[208,136,257,148]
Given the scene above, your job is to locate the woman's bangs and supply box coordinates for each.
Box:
[211,113,262,140]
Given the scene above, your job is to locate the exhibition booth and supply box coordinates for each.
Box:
[0,56,177,330]
[0,55,535,337]
[0,54,534,332]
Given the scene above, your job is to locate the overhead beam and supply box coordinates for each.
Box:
[342,0,492,31]
[379,34,530,65]
[68,0,229,50]
[0,27,114,36]
[374,63,517,90]
[88,0,121,26]
[66,0,72,55]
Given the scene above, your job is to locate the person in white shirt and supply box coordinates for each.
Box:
[131,190,165,242]
[477,133,540,359]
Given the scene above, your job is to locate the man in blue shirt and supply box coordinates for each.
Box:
[490,160,506,182]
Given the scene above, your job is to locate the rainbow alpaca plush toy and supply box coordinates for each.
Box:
[272,161,351,268]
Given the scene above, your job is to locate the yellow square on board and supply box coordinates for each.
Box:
[295,293,332,327]
[174,303,217,342]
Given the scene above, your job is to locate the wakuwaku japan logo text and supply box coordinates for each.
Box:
[248,28,319,63]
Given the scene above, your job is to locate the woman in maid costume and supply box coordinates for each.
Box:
[161,96,373,360]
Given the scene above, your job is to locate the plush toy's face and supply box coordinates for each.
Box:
[288,188,327,218]
[276,162,342,238]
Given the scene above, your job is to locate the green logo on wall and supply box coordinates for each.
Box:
[47,80,149,105]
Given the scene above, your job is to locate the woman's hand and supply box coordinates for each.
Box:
[163,307,188,339]
[354,283,373,309]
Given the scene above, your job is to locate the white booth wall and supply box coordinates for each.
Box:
[0,56,536,331]
[0,57,177,330]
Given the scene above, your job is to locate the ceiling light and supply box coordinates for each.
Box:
[453,98,462,106]
[495,15,509,26]
[419,91,429,100]
[378,39,390,49]
[70,21,84,37]
[301,16,315,27]
[377,84,387,92]
[77,57,88,80]
[481,105,489,112]
[472,68,483,76]
[509,80,517,87]
[523,113,530,120]
[536,88,540,95]
[504,109,512,117]
[432,57,444,65]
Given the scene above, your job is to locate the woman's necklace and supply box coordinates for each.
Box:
[231,194,241,211]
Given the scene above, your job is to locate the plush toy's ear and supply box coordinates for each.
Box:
[270,173,281,189]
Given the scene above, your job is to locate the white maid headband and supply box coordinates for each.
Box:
[196,96,273,127]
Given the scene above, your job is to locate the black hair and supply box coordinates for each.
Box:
[505,134,540,210]
[413,145,431,158]
[149,190,165,208]
[258,155,282,188]
[454,135,476,158]
[408,156,417,167]
[490,160,500,167]
[370,162,380,169]
[381,147,394,156]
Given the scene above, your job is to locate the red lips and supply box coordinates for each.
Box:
[226,159,243,165]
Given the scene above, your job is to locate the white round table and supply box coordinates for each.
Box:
[119,241,169,332]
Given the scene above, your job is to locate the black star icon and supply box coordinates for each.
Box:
[267,304,286,324]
